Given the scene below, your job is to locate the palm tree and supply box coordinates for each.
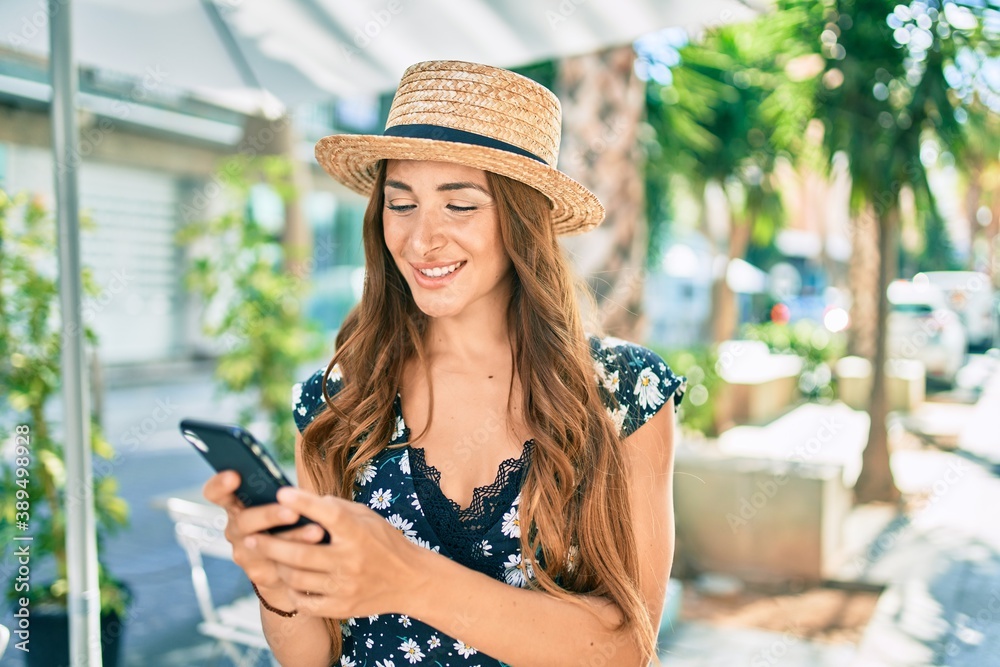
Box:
[642,21,793,345]
[783,0,996,502]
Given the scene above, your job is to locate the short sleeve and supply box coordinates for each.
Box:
[291,363,344,434]
[590,336,686,439]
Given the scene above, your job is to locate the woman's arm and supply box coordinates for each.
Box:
[263,402,677,667]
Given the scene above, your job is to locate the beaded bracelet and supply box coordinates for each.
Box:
[251,580,298,618]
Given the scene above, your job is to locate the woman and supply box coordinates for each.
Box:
[203,60,686,667]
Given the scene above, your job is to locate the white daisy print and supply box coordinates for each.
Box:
[355,462,377,487]
[634,367,665,410]
[368,614,380,622]
[479,539,493,557]
[408,535,440,551]
[369,488,393,510]
[602,367,620,393]
[593,360,607,385]
[392,414,406,441]
[329,363,343,383]
[501,505,520,539]
[409,492,422,512]
[399,449,411,475]
[398,614,412,627]
[503,553,534,587]
[427,635,442,649]
[387,513,417,539]
[454,640,478,657]
[292,382,304,414]
[607,406,627,435]
[341,656,356,667]
[565,544,580,572]
[375,661,396,667]
[366,637,374,649]
[398,638,425,663]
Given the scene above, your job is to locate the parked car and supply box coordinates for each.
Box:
[887,279,967,386]
[919,271,997,350]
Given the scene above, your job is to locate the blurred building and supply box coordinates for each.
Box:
[0,51,375,372]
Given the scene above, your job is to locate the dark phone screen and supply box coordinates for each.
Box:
[179,418,330,543]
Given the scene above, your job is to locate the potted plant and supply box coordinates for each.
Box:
[0,188,131,667]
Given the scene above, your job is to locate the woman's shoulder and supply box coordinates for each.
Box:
[585,333,687,438]
[291,362,344,434]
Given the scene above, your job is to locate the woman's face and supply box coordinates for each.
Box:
[383,159,512,319]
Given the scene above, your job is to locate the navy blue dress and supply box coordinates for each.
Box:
[290,334,686,667]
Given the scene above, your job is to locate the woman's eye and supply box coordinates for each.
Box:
[387,204,416,212]
[447,204,477,212]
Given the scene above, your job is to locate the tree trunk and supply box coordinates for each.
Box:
[965,176,983,271]
[854,205,902,504]
[556,45,647,340]
[711,208,753,343]
[848,204,880,360]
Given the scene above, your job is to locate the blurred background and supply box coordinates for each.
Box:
[1,0,999,665]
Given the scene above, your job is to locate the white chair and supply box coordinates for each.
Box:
[166,496,278,667]
[0,622,10,659]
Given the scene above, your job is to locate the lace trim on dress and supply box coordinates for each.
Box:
[409,437,533,573]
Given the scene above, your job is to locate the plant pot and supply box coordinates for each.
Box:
[20,591,130,667]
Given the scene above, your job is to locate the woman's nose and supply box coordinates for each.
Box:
[409,209,446,254]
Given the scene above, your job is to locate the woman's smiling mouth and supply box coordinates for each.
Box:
[411,260,467,287]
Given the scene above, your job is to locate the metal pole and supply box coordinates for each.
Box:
[49,0,104,664]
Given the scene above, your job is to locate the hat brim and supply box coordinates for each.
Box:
[314,134,605,236]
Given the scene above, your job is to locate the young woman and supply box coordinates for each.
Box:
[203,60,686,667]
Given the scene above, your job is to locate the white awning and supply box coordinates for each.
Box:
[1,0,764,110]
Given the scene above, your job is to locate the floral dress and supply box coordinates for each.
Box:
[290,334,686,667]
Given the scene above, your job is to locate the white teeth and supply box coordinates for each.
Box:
[419,261,463,277]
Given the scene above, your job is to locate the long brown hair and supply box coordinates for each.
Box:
[301,159,657,662]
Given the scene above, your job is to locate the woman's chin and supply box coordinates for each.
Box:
[412,294,466,319]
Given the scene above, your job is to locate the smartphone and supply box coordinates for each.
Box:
[179,418,330,544]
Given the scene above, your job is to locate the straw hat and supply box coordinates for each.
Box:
[314,60,605,236]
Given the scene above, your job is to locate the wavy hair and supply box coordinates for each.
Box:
[301,159,657,662]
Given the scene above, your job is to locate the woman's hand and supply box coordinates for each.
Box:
[202,470,327,597]
[244,486,429,619]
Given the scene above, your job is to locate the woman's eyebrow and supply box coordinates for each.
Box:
[436,181,491,196]
[383,179,490,196]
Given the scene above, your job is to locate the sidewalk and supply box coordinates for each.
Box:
[851,360,1000,666]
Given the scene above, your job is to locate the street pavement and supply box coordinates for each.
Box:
[850,351,1000,666]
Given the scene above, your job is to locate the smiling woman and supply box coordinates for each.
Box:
[202,59,686,667]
